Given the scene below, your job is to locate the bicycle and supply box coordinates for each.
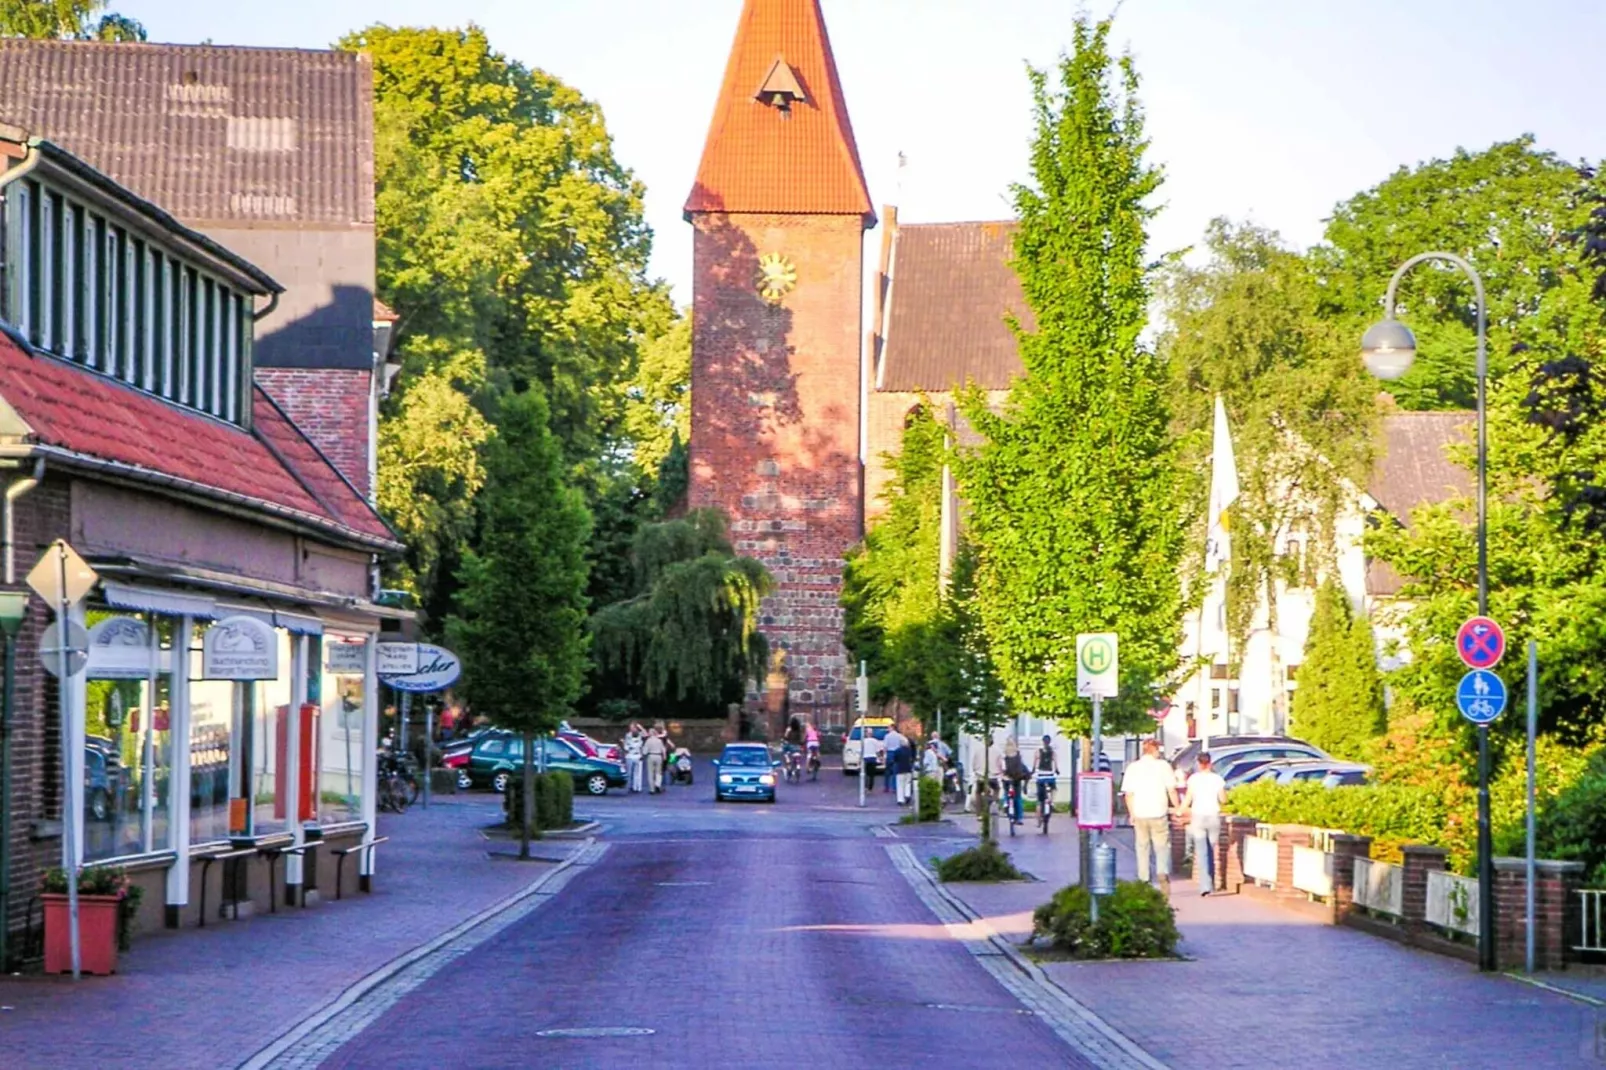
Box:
[995,777,1025,836]
[1035,774,1057,834]
[782,746,803,783]
[377,751,414,813]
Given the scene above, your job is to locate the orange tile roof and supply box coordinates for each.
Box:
[684,0,874,224]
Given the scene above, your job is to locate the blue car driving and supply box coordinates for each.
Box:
[713,743,780,803]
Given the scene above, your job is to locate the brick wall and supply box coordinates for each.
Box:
[254,367,373,499]
[688,212,864,723]
[3,477,70,955]
[864,387,1009,520]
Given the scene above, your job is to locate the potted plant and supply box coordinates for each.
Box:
[41,865,135,975]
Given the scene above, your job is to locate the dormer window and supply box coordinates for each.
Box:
[2,143,278,429]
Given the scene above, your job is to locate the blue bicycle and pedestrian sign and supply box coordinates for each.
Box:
[1456,669,1507,725]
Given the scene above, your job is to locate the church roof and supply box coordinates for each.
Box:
[877,220,1030,392]
[684,0,873,223]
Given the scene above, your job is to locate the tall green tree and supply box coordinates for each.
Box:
[447,385,591,858]
[589,509,771,718]
[1314,137,1587,410]
[343,24,673,618]
[1290,579,1384,759]
[959,17,1183,732]
[1161,220,1378,655]
[842,410,968,721]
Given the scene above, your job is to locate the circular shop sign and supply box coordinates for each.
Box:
[380,642,462,693]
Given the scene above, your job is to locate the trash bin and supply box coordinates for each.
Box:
[1090,841,1117,896]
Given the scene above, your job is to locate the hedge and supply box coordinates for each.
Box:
[503,771,575,831]
[1224,780,1454,868]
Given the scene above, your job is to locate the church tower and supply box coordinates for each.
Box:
[685,0,874,725]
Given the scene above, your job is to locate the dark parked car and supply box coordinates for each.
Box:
[464,734,626,796]
[84,744,119,822]
[713,743,780,803]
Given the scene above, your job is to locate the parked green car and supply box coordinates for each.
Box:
[465,732,627,797]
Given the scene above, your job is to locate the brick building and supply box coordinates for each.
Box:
[0,42,403,967]
[686,0,876,727]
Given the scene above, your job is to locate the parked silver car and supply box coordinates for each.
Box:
[1234,758,1370,788]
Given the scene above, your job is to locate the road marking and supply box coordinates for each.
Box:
[535,1026,655,1038]
[886,844,1169,1070]
[238,840,609,1070]
[654,880,712,887]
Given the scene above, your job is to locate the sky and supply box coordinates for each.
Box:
[126,0,1606,303]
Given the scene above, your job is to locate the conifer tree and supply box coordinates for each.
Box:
[1291,578,1384,759]
[960,17,1183,731]
[448,385,591,858]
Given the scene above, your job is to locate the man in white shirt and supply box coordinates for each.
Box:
[1181,753,1227,895]
[1120,739,1180,894]
[882,726,908,802]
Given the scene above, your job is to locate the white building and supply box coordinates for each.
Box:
[1164,410,1470,749]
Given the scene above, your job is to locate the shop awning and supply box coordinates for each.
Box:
[101,581,218,618]
[274,610,324,636]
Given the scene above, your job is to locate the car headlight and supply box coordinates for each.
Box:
[759,774,775,786]
[719,774,733,784]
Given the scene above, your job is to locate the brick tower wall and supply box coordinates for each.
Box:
[689,212,864,722]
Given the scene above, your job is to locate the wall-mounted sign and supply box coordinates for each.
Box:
[87,616,155,679]
[202,615,279,680]
[381,643,460,694]
[325,638,369,675]
[1077,772,1115,830]
[376,642,419,677]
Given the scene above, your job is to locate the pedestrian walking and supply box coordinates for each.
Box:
[624,724,645,794]
[1121,739,1180,895]
[965,735,988,813]
[644,725,668,794]
[883,725,907,798]
[1182,753,1227,894]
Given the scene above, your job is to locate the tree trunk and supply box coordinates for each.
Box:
[520,732,535,860]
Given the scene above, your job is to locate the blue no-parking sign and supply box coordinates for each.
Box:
[1456,669,1507,725]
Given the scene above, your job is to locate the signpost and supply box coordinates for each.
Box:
[27,540,97,981]
[377,644,461,809]
[1076,633,1118,922]
[1455,669,1507,726]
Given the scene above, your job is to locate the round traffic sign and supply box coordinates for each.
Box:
[1456,669,1507,725]
[1456,616,1505,670]
[39,619,89,677]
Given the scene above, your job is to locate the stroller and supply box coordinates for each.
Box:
[670,746,694,785]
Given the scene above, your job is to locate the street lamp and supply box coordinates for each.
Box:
[1361,250,1494,972]
[0,586,26,972]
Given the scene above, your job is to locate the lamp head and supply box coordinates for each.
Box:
[0,589,27,639]
[1361,317,1417,381]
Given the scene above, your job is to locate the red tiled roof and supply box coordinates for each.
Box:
[684,0,873,222]
[0,334,395,547]
[878,221,1031,392]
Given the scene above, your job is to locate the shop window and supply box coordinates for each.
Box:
[320,636,368,825]
[188,643,236,846]
[83,609,175,862]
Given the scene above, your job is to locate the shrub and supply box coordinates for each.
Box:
[1032,879,1179,958]
[1528,752,1606,884]
[1224,780,1461,867]
[935,840,1023,882]
[504,771,575,832]
[918,776,942,822]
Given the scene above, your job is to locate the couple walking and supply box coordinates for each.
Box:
[1119,739,1227,896]
[623,722,670,794]
[870,725,915,804]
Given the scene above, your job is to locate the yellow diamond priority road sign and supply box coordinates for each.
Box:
[1077,633,1119,699]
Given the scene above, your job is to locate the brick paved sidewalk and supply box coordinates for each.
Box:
[919,813,1604,1069]
[0,793,571,1070]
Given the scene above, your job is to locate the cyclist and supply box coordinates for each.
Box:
[1034,734,1060,832]
[999,738,1030,829]
[804,722,821,780]
[782,717,803,781]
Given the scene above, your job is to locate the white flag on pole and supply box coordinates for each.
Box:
[1205,394,1240,574]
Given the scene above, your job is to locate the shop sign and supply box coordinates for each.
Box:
[382,643,461,693]
[87,616,156,679]
[376,641,419,677]
[325,638,369,675]
[202,615,279,680]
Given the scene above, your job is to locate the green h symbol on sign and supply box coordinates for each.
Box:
[1080,638,1113,674]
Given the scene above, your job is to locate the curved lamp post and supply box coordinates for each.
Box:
[1361,251,1494,971]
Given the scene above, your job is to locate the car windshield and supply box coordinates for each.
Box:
[720,748,770,767]
[847,726,890,741]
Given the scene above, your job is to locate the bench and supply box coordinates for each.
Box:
[197,847,256,927]
[258,842,320,912]
[332,837,389,900]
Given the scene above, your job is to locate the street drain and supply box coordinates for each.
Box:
[924,1003,1034,1016]
[536,1027,656,1039]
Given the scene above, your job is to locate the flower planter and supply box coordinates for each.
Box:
[43,893,121,975]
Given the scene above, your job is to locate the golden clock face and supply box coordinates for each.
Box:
[756,252,797,304]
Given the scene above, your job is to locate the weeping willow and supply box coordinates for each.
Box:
[590,509,772,704]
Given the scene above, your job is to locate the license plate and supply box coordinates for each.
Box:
[736,785,759,793]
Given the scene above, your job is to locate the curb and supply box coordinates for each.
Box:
[237,838,603,1070]
[888,844,1168,1070]
[1502,971,1606,1008]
